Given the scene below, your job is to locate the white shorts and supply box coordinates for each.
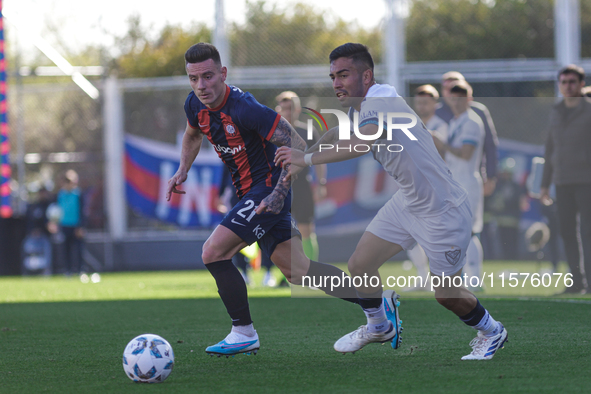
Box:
[462,181,483,234]
[365,193,473,276]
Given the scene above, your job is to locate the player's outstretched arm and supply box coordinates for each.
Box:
[275,123,377,170]
[305,126,340,153]
[255,117,306,214]
[166,124,203,201]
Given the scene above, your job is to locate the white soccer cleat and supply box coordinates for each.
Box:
[334,323,395,354]
[461,323,508,360]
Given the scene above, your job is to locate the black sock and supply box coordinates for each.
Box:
[306,261,359,304]
[206,259,253,326]
[357,288,383,310]
[459,299,486,327]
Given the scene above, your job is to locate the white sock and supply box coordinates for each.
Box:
[474,310,500,338]
[232,324,256,337]
[363,304,389,333]
[463,235,483,283]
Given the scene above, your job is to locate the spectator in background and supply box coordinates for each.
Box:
[431,80,486,289]
[436,71,499,197]
[485,158,527,260]
[259,91,327,287]
[404,84,449,290]
[57,170,85,276]
[541,65,591,294]
[274,91,326,261]
[23,187,54,275]
[25,187,53,237]
[582,86,591,98]
[414,84,448,153]
[83,180,105,229]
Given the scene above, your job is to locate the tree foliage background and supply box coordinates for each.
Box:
[406,0,555,61]
[6,0,591,226]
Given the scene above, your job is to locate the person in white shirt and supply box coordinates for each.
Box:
[404,85,450,290]
[432,81,485,290]
[275,43,507,360]
[414,84,448,147]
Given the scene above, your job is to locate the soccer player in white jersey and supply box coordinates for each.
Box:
[431,81,485,290]
[275,43,507,360]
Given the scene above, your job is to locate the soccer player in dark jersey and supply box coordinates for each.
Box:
[165,43,359,357]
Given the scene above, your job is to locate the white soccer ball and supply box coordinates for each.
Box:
[122,334,174,383]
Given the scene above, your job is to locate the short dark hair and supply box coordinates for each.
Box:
[450,80,473,97]
[185,43,222,66]
[329,43,374,72]
[558,64,585,82]
[415,84,440,99]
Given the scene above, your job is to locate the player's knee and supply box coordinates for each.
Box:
[347,257,365,278]
[201,242,224,264]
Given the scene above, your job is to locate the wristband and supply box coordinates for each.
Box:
[304,153,314,167]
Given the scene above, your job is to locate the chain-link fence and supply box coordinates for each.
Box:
[582,0,591,58]
[6,0,591,271]
[10,81,105,229]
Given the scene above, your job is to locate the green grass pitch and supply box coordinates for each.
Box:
[0,262,590,393]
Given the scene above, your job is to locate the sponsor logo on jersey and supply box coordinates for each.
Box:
[214,144,244,155]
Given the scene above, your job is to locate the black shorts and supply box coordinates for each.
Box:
[291,176,315,224]
[220,184,301,258]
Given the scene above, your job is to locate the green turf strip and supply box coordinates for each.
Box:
[1,264,590,392]
[0,261,588,304]
[1,297,590,393]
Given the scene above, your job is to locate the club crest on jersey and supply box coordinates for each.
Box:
[225,124,236,134]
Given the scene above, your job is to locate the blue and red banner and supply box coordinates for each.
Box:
[0,3,12,219]
[125,134,224,228]
[125,133,544,232]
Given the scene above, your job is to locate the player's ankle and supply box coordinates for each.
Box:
[232,324,256,337]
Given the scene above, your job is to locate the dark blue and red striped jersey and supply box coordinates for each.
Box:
[184,85,282,199]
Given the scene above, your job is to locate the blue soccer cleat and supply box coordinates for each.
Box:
[205,331,260,358]
[383,290,403,349]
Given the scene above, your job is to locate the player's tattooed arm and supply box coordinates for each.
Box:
[269,117,308,151]
[256,117,306,215]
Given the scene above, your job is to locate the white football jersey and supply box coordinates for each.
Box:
[444,109,485,232]
[445,109,485,192]
[347,84,466,217]
[425,114,448,142]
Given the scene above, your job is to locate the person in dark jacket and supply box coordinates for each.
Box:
[541,64,591,294]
